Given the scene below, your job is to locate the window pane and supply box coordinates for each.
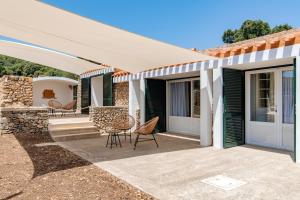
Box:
[282,70,294,124]
[250,72,275,122]
[192,80,200,118]
[170,81,190,117]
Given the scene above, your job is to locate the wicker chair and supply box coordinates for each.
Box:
[105,119,123,148]
[48,100,63,116]
[114,114,135,143]
[133,116,159,150]
[61,100,77,116]
[48,100,63,109]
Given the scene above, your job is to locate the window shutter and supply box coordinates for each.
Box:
[223,68,245,148]
[103,72,113,106]
[81,77,91,114]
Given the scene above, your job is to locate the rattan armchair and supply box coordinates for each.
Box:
[61,100,77,116]
[114,114,135,143]
[48,100,63,109]
[48,100,63,116]
[133,116,159,150]
[105,118,123,148]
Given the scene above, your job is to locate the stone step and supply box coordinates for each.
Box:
[48,116,100,141]
[49,126,99,136]
[48,121,95,130]
[52,132,101,142]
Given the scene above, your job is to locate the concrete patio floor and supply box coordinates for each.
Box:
[57,134,300,200]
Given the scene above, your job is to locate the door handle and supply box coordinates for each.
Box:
[273,105,277,113]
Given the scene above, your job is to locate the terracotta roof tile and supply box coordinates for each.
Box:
[201,28,300,58]
[103,28,300,78]
[80,64,110,76]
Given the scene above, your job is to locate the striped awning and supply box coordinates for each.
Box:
[113,43,300,82]
[80,67,114,79]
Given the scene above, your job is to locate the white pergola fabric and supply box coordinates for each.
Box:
[0,40,101,75]
[0,0,214,74]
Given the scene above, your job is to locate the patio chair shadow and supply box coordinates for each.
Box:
[13,132,91,179]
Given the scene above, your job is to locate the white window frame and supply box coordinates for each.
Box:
[167,77,200,118]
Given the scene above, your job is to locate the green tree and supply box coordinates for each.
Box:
[222,20,293,44]
[239,20,271,40]
[222,29,236,44]
[272,24,293,33]
[0,54,79,80]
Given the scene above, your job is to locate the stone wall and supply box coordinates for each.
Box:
[135,109,141,129]
[113,82,129,106]
[0,107,49,134]
[90,106,128,133]
[76,78,82,112]
[0,76,33,107]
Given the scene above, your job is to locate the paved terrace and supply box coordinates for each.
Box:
[57,135,300,200]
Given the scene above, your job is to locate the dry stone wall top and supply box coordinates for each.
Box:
[90,106,128,133]
[0,75,33,107]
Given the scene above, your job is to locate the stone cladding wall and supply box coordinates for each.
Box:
[113,82,129,106]
[0,76,33,107]
[90,106,128,133]
[0,107,48,134]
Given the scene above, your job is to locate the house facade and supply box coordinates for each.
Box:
[78,29,300,163]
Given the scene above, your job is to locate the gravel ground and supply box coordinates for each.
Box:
[0,133,154,200]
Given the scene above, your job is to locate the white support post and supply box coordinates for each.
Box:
[200,69,213,146]
[129,80,140,128]
[140,78,146,124]
[295,56,300,163]
[90,76,103,107]
[213,67,224,149]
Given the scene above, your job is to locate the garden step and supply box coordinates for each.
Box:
[52,132,101,142]
[48,121,95,129]
[48,117,101,141]
[49,126,99,136]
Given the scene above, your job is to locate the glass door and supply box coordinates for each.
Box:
[281,70,294,150]
[246,70,278,148]
[246,67,294,150]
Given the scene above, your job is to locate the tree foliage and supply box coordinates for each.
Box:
[0,54,79,80]
[272,24,293,34]
[222,20,293,44]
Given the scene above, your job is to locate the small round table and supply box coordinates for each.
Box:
[105,127,122,148]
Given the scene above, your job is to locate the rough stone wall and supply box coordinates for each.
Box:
[76,78,81,112]
[113,82,129,106]
[0,107,49,134]
[0,76,33,107]
[90,106,128,133]
[135,109,141,129]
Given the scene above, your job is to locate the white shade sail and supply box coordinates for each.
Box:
[0,0,214,74]
[0,40,101,75]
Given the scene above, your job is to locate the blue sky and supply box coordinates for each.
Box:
[32,0,300,50]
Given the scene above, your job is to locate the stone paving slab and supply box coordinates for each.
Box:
[58,134,300,200]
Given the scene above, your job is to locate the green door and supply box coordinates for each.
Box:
[223,68,245,148]
[145,79,166,133]
[103,73,113,106]
[81,77,91,114]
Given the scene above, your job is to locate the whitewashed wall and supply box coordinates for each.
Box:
[33,80,75,107]
[91,76,103,107]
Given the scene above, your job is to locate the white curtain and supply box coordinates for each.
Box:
[170,82,190,117]
[282,71,294,124]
